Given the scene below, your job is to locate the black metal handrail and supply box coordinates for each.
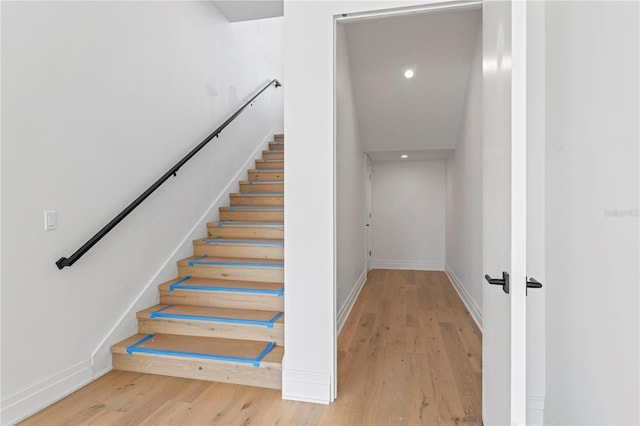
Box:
[56,79,281,270]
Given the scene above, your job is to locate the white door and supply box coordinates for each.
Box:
[482,1,528,424]
[364,154,372,271]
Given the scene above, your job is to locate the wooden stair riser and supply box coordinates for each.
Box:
[159,287,284,312]
[247,170,283,181]
[178,264,284,283]
[268,142,284,151]
[230,195,284,207]
[137,317,284,345]
[239,182,284,193]
[219,209,284,223]
[112,353,282,389]
[255,160,284,169]
[274,134,284,142]
[208,225,284,240]
[262,151,284,160]
[193,243,283,260]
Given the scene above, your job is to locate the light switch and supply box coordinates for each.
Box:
[44,211,57,231]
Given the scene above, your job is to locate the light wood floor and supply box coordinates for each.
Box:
[21,270,482,425]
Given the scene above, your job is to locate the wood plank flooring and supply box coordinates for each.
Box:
[21,270,482,425]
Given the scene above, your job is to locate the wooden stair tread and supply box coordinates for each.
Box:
[194,237,283,246]
[178,256,284,267]
[239,180,283,185]
[138,304,284,325]
[111,334,283,365]
[219,206,284,211]
[159,276,283,292]
[208,221,284,228]
[230,192,284,197]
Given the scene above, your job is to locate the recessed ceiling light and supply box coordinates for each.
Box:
[404,69,414,79]
[401,154,408,159]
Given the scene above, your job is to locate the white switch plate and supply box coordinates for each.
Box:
[44,211,57,231]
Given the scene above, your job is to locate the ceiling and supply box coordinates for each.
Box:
[211,1,283,22]
[342,7,481,160]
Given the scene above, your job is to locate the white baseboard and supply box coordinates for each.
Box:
[336,270,367,335]
[282,370,333,404]
[0,359,93,425]
[444,264,483,331]
[527,394,546,425]
[370,259,444,271]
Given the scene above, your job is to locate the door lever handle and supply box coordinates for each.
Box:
[485,272,510,294]
[526,277,543,295]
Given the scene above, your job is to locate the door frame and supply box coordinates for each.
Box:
[364,153,372,272]
[332,0,527,412]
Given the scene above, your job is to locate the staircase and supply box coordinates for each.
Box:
[111,134,285,389]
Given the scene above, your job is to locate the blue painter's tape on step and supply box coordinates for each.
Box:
[248,180,283,184]
[216,222,284,227]
[168,282,284,297]
[148,305,174,316]
[253,342,275,366]
[188,256,284,268]
[204,238,284,246]
[168,276,192,290]
[188,255,208,265]
[126,336,276,368]
[149,307,284,328]
[228,206,284,211]
[268,311,284,324]
[126,334,155,354]
[256,168,284,171]
[260,159,283,162]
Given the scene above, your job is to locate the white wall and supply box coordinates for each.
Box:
[445,18,483,327]
[1,2,283,423]
[545,2,639,424]
[284,0,439,403]
[335,24,367,333]
[372,160,446,270]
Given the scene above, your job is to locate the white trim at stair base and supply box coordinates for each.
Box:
[370,259,444,271]
[282,370,332,404]
[444,264,483,331]
[336,270,367,335]
[90,128,276,378]
[0,359,93,425]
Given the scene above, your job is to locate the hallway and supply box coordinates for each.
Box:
[22,270,481,425]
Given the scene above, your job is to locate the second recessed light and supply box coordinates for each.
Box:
[404,69,414,79]
[401,154,408,159]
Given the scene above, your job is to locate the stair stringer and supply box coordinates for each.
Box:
[91,128,277,377]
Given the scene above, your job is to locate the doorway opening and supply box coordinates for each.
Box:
[334,2,484,420]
